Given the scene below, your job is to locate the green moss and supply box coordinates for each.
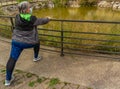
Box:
[28,81,35,87]
[0,69,6,74]
[15,69,23,73]
[87,88,93,89]
[37,78,43,83]
[26,73,33,78]
[49,78,60,87]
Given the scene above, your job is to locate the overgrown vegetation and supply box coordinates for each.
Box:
[28,81,35,87]
[15,0,112,7]
[49,78,60,87]
[0,69,6,74]
[0,9,4,15]
[80,0,97,6]
[45,0,98,7]
[0,18,12,38]
[52,0,68,7]
[17,0,32,3]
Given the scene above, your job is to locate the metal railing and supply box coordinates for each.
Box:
[0,15,120,59]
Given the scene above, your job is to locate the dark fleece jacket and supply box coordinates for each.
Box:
[12,14,50,44]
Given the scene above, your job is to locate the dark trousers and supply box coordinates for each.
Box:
[6,40,40,80]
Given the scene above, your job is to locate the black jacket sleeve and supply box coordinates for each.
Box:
[33,18,50,26]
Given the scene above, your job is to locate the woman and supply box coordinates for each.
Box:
[5,1,50,86]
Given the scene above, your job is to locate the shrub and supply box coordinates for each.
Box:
[80,0,97,6]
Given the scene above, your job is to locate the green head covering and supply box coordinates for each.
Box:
[20,14,31,21]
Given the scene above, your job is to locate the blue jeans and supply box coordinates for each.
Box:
[6,40,40,80]
[10,40,40,60]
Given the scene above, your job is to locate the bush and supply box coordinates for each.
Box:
[52,0,68,7]
[80,0,97,6]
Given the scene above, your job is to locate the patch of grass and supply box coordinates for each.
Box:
[0,25,12,39]
[0,8,4,15]
[36,77,47,83]
[0,69,6,74]
[28,77,47,87]
[64,82,69,85]
[26,73,33,78]
[49,78,60,87]
[15,69,23,73]
[37,78,43,83]
[87,88,93,89]
[28,81,35,87]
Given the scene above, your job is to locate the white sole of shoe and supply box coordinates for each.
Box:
[5,76,14,86]
[33,56,42,62]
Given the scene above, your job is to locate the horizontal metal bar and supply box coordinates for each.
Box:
[0,15,119,24]
[40,43,61,48]
[63,30,120,36]
[63,36,120,43]
[63,41,120,49]
[40,39,61,43]
[50,19,120,24]
[39,28,120,36]
[0,24,11,27]
[0,15,15,18]
[40,39,120,54]
[38,28,61,32]
[40,47,60,53]
[64,51,120,59]
[64,47,120,54]
[39,34,61,38]
[51,19,120,24]
[39,34,120,43]
[0,27,12,31]
[41,47,120,59]
[40,39,120,49]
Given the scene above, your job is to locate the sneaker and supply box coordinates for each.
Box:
[33,56,42,62]
[5,76,14,86]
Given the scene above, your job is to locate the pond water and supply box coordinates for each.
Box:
[33,7,120,21]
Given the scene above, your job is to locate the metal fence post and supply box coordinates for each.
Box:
[10,17,14,32]
[60,21,64,56]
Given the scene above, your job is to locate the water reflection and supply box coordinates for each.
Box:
[68,8,79,16]
[33,7,120,21]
